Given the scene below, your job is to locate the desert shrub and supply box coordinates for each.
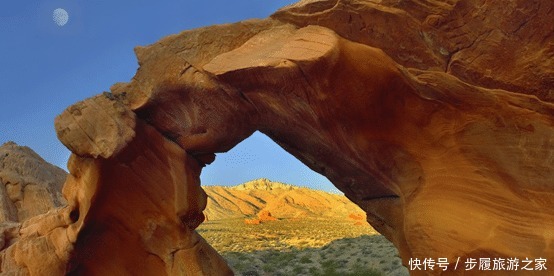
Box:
[292,265,305,274]
[308,266,319,274]
[232,261,248,271]
[320,260,339,275]
[345,265,383,276]
[261,250,279,262]
[262,263,276,273]
[274,252,296,264]
[237,254,249,261]
[299,255,313,264]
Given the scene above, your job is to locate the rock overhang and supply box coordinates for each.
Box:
[2,0,553,275]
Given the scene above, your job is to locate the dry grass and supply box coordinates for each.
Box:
[197,218,408,275]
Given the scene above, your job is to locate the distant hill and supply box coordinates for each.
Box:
[0,142,66,224]
[203,178,366,221]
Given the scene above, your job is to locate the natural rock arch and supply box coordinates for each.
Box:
[2,0,553,275]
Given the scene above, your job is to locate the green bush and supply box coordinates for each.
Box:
[320,260,339,275]
[262,263,275,273]
[292,265,305,274]
[274,252,296,264]
[299,255,313,264]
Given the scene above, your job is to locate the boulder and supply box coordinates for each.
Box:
[257,210,277,222]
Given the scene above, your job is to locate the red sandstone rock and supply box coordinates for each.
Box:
[257,210,277,222]
[2,0,553,275]
[243,210,277,225]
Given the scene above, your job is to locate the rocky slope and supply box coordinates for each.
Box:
[0,142,67,271]
[204,178,366,221]
[0,142,66,224]
[2,0,553,275]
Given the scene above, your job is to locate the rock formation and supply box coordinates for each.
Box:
[0,142,66,224]
[243,210,277,225]
[2,0,553,275]
[203,179,364,220]
[257,210,277,222]
[0,141,67,267]
[232,178,297,191]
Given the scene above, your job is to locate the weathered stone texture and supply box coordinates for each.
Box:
[2,0,553,275]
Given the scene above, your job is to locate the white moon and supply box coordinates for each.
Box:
[53,8,69,26]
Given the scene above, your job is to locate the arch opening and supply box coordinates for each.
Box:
[196,131,407,275]
[201,131,336,192]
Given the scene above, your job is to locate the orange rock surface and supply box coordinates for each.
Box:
[243,211,277,225]
[257,210,277,222]
[203,179,364,220]
[2,0,553,275]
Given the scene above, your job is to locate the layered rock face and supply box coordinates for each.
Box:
[2,0,553,275]
[203,179,364,220]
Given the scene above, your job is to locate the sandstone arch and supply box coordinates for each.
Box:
[2,0,553,275]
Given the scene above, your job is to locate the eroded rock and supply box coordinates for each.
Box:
[2,0,553,275]
[2,122,231,275]
[64,121,230,275]
[203,179,364,221]
[0,142,68,274]
[0,142,66,225]
[257,210,277,222]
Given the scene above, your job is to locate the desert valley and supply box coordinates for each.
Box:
[199,179,408,275]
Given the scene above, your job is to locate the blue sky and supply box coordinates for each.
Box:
[0,0,338,192]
